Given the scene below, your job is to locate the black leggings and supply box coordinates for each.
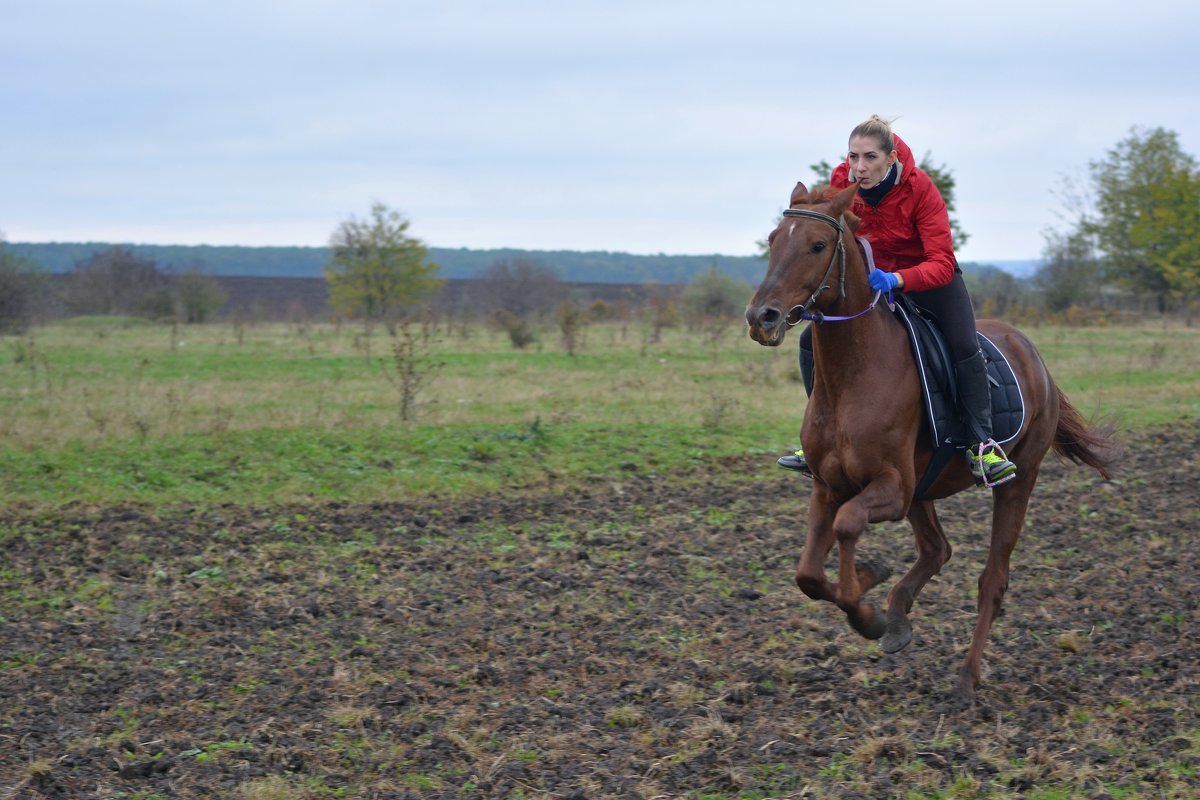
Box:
[799,271,979,361]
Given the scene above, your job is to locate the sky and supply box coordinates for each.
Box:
[2,1,1198,264]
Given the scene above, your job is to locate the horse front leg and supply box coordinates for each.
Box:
[794,483,840,605]
[795,484,890,617]
[800,477,905,640]
[957,469,1038,699]
[882,500,953,654]
[797,480,903,640]
[829,486,903,640]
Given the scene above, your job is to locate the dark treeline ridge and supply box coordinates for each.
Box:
[9,242,771,285]
[196,276,675,321]
[7,241,1036,286]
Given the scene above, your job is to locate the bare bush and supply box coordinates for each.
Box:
[65,247,172,319]
[388,319,442,423]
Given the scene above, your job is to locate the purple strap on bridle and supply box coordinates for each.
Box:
[799,286,887,324]
[780,208,890,327]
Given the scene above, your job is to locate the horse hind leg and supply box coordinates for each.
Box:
[957,468,1038,699]
[882,500,953,654]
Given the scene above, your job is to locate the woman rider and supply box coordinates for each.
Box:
[777,115,1017,487]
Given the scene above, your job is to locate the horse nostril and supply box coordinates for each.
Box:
[747,305,784,330]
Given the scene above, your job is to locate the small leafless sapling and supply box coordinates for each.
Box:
[388,316,442,423]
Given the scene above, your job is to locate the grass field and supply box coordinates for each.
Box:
[1,316,1198,508]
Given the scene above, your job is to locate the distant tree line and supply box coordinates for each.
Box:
[8,240,770,285]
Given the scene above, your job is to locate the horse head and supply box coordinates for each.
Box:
[745,182,860,346]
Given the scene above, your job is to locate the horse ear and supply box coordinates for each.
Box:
[789,181,810,208]
[829,182,859,217]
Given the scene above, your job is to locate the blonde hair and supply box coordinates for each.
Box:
[849,114,897,155]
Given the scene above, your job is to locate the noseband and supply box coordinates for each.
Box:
[780,208,883,326]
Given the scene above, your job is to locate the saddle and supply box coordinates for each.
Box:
[892,294,1024,448]
[890,294,1025,499]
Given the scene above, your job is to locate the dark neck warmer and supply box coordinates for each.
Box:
[857,162,898,207]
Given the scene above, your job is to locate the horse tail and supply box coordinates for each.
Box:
[1052,387,1117,480]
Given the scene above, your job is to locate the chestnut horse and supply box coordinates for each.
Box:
[745,182,1113,699]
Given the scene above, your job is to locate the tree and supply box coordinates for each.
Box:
[325,202,443,327]
[1034,229,1103,312]
[481,257,567,348]
[175,270,228,323]
[963,264,1028,318]
[0,234,48,334]
[681,266,751,324]
[554,301,588,355]
[681,265,753,349]
[482,257,566,318]
[1132,159,1200,313]
[917,153,969,251]
[809,159,836,186]
[1084,126,1199,310]
[65,247,172,318]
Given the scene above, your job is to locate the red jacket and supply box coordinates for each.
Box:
[828,134,957,293]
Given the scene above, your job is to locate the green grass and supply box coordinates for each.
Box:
[1025,323,1200,423]
[1,316,1197,509]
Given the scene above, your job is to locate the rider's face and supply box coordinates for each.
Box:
[847,135,896,189]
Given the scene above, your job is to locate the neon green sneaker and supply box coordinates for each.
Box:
[968,441,1016,487]
[777,448,812,477]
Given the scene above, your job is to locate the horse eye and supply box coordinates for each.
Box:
[811,242,827,253]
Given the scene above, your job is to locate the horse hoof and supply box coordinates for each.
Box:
[881,620,912,654]
[954,667,978,702]
[848,611,887,640]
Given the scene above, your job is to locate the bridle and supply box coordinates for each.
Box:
[780,208,886,327]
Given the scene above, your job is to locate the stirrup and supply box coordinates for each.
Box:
[968,439,1017,488]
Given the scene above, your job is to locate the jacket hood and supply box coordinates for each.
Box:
[891,134,916,179]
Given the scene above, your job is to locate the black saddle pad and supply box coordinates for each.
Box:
[891,296,1024,450]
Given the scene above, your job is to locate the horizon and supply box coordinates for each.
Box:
[8,239,1047,279]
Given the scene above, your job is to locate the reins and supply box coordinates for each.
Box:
[780,208,887,327]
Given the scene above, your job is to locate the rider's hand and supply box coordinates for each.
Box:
[869,268,900,293]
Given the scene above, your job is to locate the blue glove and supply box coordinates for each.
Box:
[868,268,900,294]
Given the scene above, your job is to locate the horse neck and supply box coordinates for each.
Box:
[810,272,910,387]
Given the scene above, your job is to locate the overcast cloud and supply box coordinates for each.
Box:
[2,0,1198,262]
